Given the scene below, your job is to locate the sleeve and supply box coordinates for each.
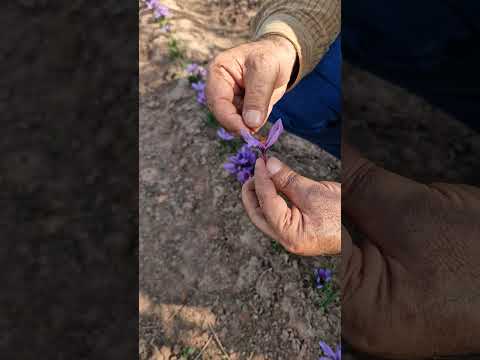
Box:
[251,0,340,88]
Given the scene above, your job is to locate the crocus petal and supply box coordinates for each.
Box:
[264,118,284,149]
[196,92,206,104]
[191,82,206,91]
[198,67,207,78]
[236,169,252,184]
[186,63,197,74]
[223,162,237,174]
[335,345,342,360]
[240,129,263,149]
[319,342,336,358]
[217,128,234,141]
[318,357,331,360]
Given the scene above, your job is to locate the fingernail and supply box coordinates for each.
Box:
[267,157,282,175]
[244,110,262,127]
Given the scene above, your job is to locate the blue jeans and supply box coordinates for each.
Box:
[268,36,342,159]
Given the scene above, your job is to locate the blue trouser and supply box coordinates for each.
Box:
[268,36,342,159]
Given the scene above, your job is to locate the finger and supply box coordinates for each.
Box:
[241,178,279,241]
[233,95,244,113]
[253,158,294,235]
[242,53,279,130]
[265,156,326,209]
[206,58,248,134]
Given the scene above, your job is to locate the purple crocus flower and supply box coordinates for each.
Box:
[223,145,257,183]
[217,128,234,141]
[314,268,332,289]
[154,5,170,19]
[319,341,341,360]
[191,81,205,92]
[145,0,159,10]
[186,63,199,74]
[191,81,206,105]
[240,118,283,160]
[186,63,207,81]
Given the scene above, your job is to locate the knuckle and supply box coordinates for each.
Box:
[256,192,267,209]
[247,50,274,72]
[211,52,226,66]
[278,170,299,191]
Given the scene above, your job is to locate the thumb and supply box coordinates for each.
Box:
[265,157,318,208]
[242,54,279,129]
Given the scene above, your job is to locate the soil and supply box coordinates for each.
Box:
[139,1,341,360]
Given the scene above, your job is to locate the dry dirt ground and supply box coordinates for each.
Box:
[139,1,341,360]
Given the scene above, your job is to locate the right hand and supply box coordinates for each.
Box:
[241,157,341,256]
[206,35,297,134]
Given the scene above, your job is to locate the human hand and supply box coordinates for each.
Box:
[206,35,297,134]
[241,157,341,256]
[342,143,480,358]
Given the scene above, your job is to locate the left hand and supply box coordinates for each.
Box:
[241,157,341,256]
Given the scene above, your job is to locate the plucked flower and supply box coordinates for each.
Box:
[240,118,283,160]
[314,268,332,289]
[217,128,234,141]
[223,145,257,183]
[319,341,341,360]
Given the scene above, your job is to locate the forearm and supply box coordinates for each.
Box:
[251,0,340,88]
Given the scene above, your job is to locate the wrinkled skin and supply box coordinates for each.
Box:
[341,144,480,358]
[242,147,480,358]
[206,35,297,133]
[207,30,480,360]
[242,157,341,256]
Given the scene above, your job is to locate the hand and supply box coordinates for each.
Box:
[342,143,480,358]
[241,157,341,256]
[206,36,297,134]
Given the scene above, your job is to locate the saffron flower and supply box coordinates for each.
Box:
[145,0,159,10]
[240,118,283,160]
[319,341,341,360]
[314,268,332,289]
[223,145,257,184]
[154,5,170,19]
[191,81,206,105]
[186,63,207,80]
[217,128,234,141]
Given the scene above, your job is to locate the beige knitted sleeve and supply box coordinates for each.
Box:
[252,0,340,88]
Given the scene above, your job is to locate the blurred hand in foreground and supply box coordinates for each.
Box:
[206,36,297,134]
[241,157,341,256]
[342,143,480,358]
